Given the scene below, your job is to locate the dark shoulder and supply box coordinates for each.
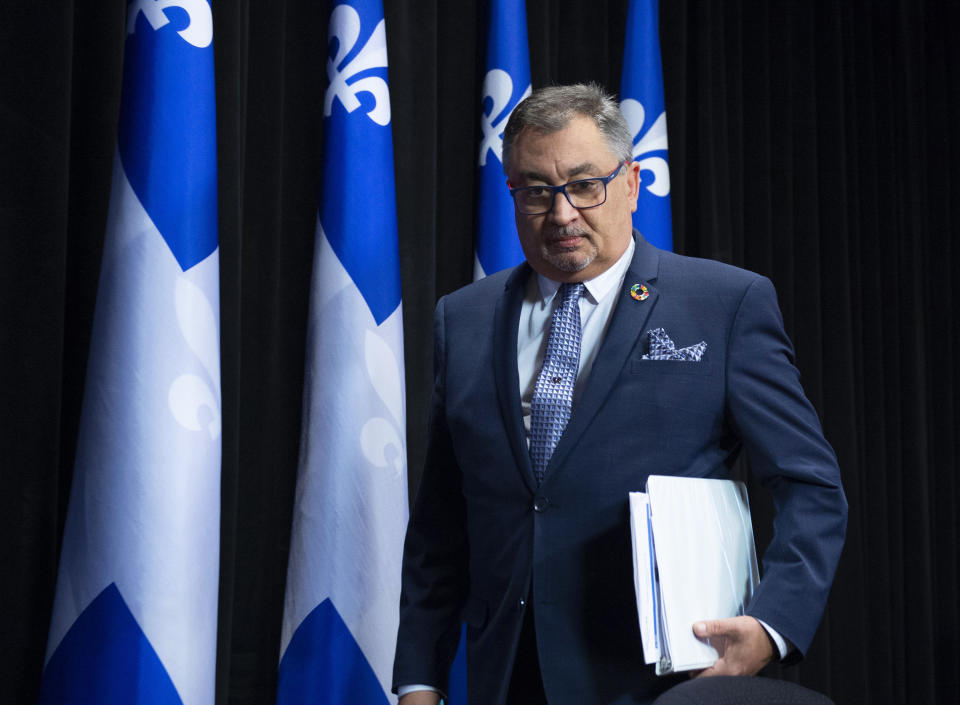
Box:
[653,248,768,295]
[440,264,527,311]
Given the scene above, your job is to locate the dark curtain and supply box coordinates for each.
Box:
[2,1,957,703]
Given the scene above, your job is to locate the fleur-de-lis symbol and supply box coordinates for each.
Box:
[127,0,213,49]
[325,4,391,126]
[478,69,531,167]
[168,277,221,440]
[360,330,405,478]
[620,99,670,197]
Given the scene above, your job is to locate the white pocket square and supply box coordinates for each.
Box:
[641,327,707,361]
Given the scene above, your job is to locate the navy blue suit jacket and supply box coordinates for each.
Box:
[393,235,847,705]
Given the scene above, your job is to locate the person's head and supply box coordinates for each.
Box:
[502,83,640,282]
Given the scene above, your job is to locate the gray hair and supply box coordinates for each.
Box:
[501,83,633,174]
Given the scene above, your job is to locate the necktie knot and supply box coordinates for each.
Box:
[560,281,585,306]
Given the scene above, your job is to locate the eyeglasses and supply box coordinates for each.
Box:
[509,161,628,215]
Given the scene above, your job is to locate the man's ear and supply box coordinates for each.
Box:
[626,161,641,213]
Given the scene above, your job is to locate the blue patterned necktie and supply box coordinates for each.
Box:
[529,282,585,484]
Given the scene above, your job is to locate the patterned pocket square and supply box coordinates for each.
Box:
[641,327,707,361]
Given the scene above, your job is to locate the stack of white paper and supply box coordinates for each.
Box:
[629,476,759,675]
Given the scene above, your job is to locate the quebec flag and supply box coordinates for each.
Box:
[620,0,673,252]
[276,2,408,704]
[39,2,221,705]
[474,0,532,279]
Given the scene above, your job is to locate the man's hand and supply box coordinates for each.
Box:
[691,616,774,677]
[398,691,441,705]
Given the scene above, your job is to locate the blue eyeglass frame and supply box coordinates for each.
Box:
[508,161,629,214]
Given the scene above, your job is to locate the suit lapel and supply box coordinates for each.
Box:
[543,235,662,483]
[493,263,538,492]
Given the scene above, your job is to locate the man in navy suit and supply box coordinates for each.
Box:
[393,84,847,705]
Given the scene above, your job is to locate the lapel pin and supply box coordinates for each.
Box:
[630,283,649,301]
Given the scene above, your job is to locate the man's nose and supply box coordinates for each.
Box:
[549,191,580,224]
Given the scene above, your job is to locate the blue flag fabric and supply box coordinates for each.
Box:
[277,2,408,704]
[40,3,221,705]
[474,0,532,279]
[620,0,674,252]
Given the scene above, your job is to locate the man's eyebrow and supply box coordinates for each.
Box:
[563,162,598,179]
[519,162,599,184]
[519,169,551,184]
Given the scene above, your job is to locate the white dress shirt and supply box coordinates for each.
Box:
[518,239,636,435]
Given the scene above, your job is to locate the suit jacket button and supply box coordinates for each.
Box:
[533,497,549,512]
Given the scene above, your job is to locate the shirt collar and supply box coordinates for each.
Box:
[535,237,636,305]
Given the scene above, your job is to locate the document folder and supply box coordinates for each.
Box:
[629,475,760,675]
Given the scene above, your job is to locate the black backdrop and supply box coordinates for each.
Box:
[2,1,958,704]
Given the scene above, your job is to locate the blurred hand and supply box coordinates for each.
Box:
[691,616,774,677]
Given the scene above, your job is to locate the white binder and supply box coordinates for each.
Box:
[629,475,760,675]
